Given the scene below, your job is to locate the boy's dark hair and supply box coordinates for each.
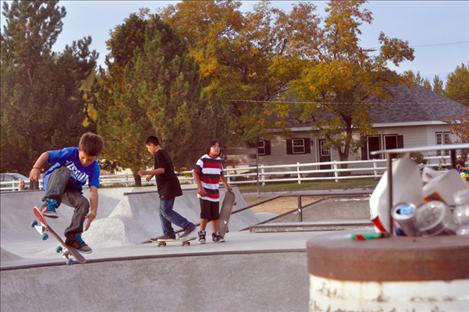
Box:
[145,136,160,146]
[79,132,104,156]
[206,140,222,156]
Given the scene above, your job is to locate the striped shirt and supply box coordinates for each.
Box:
[194,154,224,202]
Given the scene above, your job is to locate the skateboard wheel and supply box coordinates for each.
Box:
[41,232,49,240]
[31,220,39,227]
[66,258,74,266]
[158,242,166,247]
[183,242,190,246]
[56,246,63,254]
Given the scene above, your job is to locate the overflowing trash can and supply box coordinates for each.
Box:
[308,144,469,311]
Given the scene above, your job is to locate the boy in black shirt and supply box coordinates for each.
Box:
[138,136,196,239]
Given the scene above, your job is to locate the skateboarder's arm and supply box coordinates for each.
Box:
[138,168,165,176]
[89,186,98,215]
[29,152,49,181]
[193,170,207,196]
[220,173,233,192]
[85,186,98,230]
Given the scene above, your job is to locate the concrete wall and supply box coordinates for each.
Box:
[1,252,308,312]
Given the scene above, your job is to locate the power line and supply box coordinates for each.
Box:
[230,99,375,105]
[410,40,469,48]
[229,97,469,105]
[365,40,469,51]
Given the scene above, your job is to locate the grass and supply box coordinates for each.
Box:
[237,178,378,193]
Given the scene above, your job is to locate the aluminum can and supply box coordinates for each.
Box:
[391,202,417,236]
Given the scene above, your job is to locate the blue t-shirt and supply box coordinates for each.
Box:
[43,147,100,191]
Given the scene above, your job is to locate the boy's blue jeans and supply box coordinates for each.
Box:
[43,166,90,239]
[159,198,192,236]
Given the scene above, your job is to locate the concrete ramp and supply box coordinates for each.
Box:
[1,187,258,254]
[0,248,23,262]
[83,188,258,247]
[0,188,127,245]
[1,191,73,245]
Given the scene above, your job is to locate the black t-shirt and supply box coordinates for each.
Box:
[153,149,182,199]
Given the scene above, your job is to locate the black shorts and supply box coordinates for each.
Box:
[199,199,220,221]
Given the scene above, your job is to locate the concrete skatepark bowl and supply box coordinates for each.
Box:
[1,187,375,311]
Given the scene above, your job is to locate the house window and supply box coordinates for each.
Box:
[257,139,271,156]
[258,140,266,155]
[292,139,306,154]
[384,134,398,150]
[367,136,381,160]
[286,138,311,154]
[319,139,330,157]
[436,132,451,155]
[383,134,403,159]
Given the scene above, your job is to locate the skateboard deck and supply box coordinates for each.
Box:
[32,207,86,265]
[218,191,236,237]
[156,236,196,247]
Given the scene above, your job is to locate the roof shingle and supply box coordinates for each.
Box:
[368,84,469,123]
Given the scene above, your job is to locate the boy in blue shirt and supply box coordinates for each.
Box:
[29,132,104,253]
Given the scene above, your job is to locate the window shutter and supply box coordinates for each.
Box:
[304,138,311,154]
[265,140,271,155]
[286,139,292,154]
[397,135,404,148]
[361,136,367,160]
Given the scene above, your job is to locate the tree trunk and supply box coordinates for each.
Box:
[338,126,353,176]
[133,171,142,187]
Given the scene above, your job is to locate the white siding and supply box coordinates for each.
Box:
[259,124,457,167]
[259,133,318,165]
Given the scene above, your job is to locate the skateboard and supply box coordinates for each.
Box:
[32,207,86,265]
[156,236,196,247]
[218,191,236,237]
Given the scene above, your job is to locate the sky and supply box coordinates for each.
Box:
[1,0,468,83]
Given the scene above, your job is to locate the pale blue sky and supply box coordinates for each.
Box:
[2,1,468,83]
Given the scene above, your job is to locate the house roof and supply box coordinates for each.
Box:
[367,84,469,124]
[268,84,468,130]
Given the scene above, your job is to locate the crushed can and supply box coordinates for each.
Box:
[391,202,417,236]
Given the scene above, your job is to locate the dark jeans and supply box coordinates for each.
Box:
[44,166,90,239]
[159,198,192,236]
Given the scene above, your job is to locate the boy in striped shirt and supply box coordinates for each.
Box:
[194,141,232,243]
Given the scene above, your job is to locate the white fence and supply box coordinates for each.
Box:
[0,156,452,192]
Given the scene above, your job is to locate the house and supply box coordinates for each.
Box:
[256,84,469,166]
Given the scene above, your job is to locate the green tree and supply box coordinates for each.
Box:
[96,12,205,185]
[444,63,469,148]
[432,75,445,96]
[161,0,308,146]
[446,62,469,106]
[422,79,432,90]
[403,70,433,89]
[287,0,414,163]
[403,70,424,86]
[1,0,98,174]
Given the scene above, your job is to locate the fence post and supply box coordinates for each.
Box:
[226,170,231,184]
[297,195,303,222]
[333,160,339,183]
[261,164,265,186]
[373,159,378,177]
[297,162,301,184]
